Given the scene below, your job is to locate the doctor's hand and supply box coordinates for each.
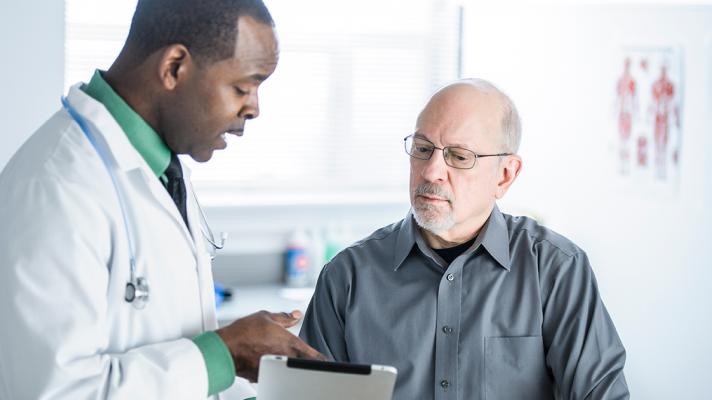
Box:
[216,310,327,382]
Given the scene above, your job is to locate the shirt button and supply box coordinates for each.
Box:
[442,325,454,334]
[440,379,450,389]
[446,273,455,281]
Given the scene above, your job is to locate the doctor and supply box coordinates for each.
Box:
[0,0,323,399]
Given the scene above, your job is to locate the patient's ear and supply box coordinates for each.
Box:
[495,155,522,199]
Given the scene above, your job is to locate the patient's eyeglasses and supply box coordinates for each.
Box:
[403,134,511,169]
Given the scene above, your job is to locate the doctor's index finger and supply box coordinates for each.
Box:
[290,337,328,361]
[275,328,326,361]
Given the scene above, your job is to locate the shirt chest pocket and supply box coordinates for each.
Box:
[484,335,553,400]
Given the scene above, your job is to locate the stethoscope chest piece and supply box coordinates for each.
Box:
[62,96,152,311]
[125,277,149,309]
[62,96,222,312]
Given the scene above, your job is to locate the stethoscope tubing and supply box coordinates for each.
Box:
[61,95,226,309]
[61,96,141,300]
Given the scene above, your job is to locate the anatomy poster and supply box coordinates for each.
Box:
[613,46,684,186]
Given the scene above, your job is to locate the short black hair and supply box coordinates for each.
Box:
[125,0,274,64]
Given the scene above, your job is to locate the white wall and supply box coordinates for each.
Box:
[463,3,712,398]
[0,1,65,170]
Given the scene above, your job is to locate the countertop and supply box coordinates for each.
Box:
[216,284,315,333]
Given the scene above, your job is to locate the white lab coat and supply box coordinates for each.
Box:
[0,85,254,399]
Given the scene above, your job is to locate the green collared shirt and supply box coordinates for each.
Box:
[82,70,236,396]
[83,70,171,178]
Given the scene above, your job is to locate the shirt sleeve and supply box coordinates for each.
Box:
[191,331,236,396]
[540,251,630,400]
[298,262,350,361]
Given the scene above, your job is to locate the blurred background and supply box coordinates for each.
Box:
[1,0,711,397]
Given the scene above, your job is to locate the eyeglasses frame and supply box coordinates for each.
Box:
[403,134,512,169]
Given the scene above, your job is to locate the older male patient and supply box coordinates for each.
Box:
[299,79,629,400]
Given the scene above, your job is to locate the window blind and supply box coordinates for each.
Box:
[65,0,459,205]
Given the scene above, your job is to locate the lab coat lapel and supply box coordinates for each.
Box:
[65,85,142,171]
[66,85,197,256]
[183,165,219,330]
[132,169,198,256]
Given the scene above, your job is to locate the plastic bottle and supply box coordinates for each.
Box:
[307,227,326,285]
[285,229,310,287]
[324,224,347,263]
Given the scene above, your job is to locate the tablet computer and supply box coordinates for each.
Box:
[257,355,397,400]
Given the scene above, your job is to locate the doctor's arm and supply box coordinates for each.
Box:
[0,174,325,399]
[0,175,208,399]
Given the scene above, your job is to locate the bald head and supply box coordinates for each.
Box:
[408,78,524,247]
[418,79,521,154]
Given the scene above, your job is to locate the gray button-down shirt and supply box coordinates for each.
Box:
[300,206,629,400]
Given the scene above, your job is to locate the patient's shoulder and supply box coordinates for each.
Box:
[322,219,404,277]
[350,219,404,249]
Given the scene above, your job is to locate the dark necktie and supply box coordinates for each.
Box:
[163,153,189,229]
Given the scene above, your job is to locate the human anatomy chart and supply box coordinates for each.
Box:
[614,46,684,184]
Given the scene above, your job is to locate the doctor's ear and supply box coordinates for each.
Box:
[157,44,193,91]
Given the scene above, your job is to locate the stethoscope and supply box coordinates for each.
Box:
[61,96,227,309]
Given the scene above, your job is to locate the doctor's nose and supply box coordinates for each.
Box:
[239,92,260,120]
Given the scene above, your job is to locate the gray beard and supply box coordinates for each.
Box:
[412,204,455,234]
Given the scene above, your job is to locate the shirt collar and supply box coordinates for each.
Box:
[393,210,419,270]
[82,70,171,178]
[478,205,511,271]
[393,205,511,271]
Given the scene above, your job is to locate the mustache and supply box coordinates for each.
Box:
[413,183,453,202]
